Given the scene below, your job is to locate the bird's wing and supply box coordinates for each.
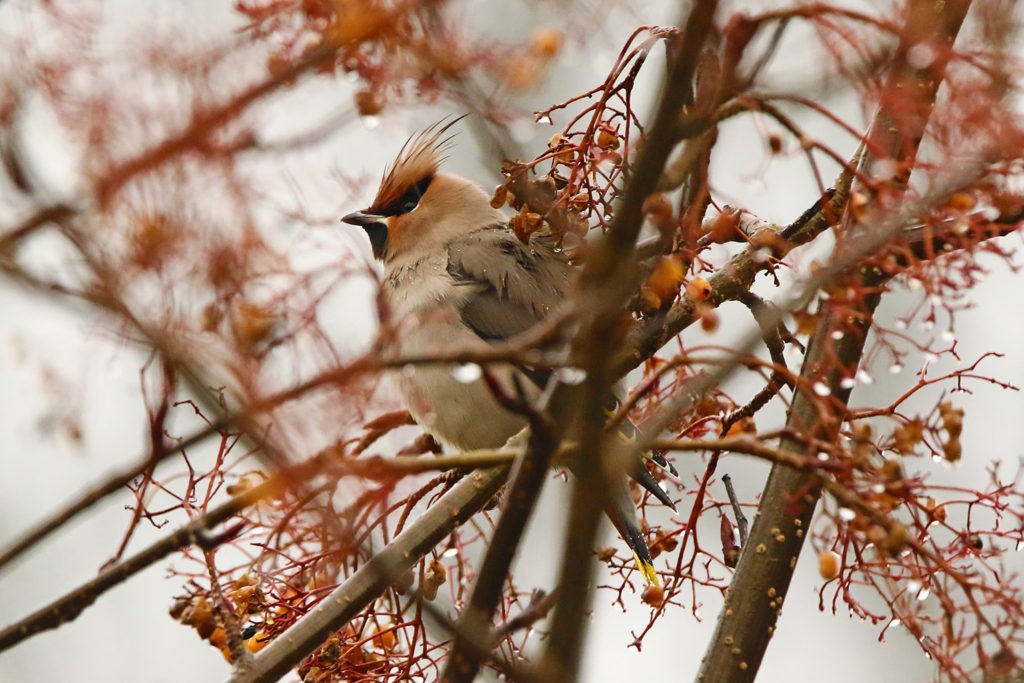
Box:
[444,223,569,342]
[604,477,661,586]
[448,224,678,560]
[445,224,571,344]
[446,225,571,390]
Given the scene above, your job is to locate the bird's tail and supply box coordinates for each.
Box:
[604,478,661,586]
[598,409,676,586]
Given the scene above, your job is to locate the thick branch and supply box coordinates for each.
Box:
[697,2,972,680]
[540,3,720,680]
[223,466,508,683]
[696,267,884,680]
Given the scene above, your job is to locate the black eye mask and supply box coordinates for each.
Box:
[377,174,434,216]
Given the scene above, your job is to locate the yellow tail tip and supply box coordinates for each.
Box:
[630,550,660,587]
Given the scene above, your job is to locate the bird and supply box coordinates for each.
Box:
[342,118,676,586]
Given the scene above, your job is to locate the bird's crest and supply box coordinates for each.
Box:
[368,116,464,214]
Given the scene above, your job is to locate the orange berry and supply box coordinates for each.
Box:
[302,0,333,19]
[948,191,974,212]
[685,277,712,302]
[887,524,910,554]
[943,439,962,462]
[596,128,620,150]
[200,303,222,331]
[183,596,215,635]
[639,286,662,313]
[422,559,447,599]
[695,397,720,417]
[646,256,684,297]
[266,51,293,81]
[546,134,574,163]
[354,89,383,117]
[502,54,542,90]
[169,597,190,621]
[725,418,755,436]
[245,632,268,653]
[658,535,678,552]
[230,301,280,348]
[510,211,543,243]
[229,585,256,602]
[704,208,742,244]
[208,627,227,650]
[700,306,719,332]
[818,551,840,580]
[530,27,563,58]
[490,184,508,209]
[375,627,397,651]
[892,421,924,452]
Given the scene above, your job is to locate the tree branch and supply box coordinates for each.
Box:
[440,386,560,682]
[540,3,721,681]
[0,476,277,652]
[697,2,973,679]
[223,466,509,683]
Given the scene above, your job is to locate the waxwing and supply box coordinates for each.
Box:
[342,119,676,585]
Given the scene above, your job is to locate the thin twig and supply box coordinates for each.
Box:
[0,476,279,652]
[721,473,748,546]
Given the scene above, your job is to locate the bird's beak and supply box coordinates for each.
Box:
[342,211,388,261]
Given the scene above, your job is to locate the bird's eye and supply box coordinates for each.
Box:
[402,200,418,213]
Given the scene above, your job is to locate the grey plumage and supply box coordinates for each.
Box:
[447,225,569,345]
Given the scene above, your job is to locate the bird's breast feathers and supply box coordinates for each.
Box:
[381,250,460,318]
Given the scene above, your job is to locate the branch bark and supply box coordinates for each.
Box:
[224,466,508,683]
[697,2,972,680]
[540,3,720,680]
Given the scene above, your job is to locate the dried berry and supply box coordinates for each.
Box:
[490,184,508,209]
[699,306,719,332]
[948,191,975,212]
[510,210,543,243]
[641,584,665,607]
[641,192,674,229]
[703,208,742,244]
[596,127,620,150]
[353,89,383,117]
